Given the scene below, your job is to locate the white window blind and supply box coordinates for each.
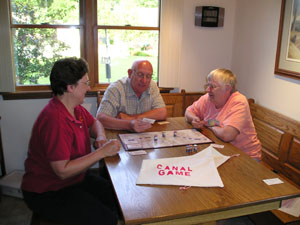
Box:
[0,0,15,92]
[159,0,183,88]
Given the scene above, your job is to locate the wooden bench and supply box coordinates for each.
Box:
[248,98,300,224]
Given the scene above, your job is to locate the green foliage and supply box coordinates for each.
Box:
[13,28,70,85]
[137,0,158,8]
[133,51,151,57]
[11,0,78,85]
[11,0,159,85]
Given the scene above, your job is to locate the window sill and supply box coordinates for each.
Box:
[1,90,98,100]
[1,87,173,100]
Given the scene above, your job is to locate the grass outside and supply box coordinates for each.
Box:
[99,56,158,83]
[34,56,158,85]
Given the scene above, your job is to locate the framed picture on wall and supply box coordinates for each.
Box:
[275,0,300,79]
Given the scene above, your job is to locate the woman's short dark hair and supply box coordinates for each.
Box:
[50,57,89,96]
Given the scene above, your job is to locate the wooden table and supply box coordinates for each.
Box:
[104,117,300,225]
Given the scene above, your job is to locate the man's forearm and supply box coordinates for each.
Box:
[97,112,131,130]
[136,107,167,121]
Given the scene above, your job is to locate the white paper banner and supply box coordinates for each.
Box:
[136,146,233,187]
[278,197,300,217]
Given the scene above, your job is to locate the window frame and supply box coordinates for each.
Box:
[9,0,161,92]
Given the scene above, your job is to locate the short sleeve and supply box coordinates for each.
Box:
[186,96,205,120]
[221,98,249,132]
[150,82,166,109]
[97,85,121,117]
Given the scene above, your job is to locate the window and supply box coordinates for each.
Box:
[97,0,159,84]
[9,0,160,91]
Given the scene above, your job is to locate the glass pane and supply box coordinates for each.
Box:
[10,0,79,25]
[98,29,158,83]
[12,28,80,85]
[97,0,159,27]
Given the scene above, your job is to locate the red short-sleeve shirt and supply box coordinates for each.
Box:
[21,97,95,193]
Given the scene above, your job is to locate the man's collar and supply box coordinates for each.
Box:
[126,78,151,98]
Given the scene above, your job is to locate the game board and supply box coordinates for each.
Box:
[119,129,212,151]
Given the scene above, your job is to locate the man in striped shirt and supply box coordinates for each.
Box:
[97,60,167,132]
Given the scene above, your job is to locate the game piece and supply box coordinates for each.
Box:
[186,145,189,153]
[193,144,197,152]
[186,145,192,154]
[154,135,158,142]
[173,131,177,137]
[162,132,166,138]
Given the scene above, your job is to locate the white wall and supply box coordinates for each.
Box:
[179,0,237,92]
[232,0,300,121]
[0,97,98,173]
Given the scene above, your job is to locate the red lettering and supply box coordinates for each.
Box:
[157,164,162,169]
[175,171,184,175]
[167,170,174,175]
[180,167,186,171]
[165,166,170,170]
[185,172,191,176]
[158,170,165,175]
[188,167,192,172]
[172,166,178,170]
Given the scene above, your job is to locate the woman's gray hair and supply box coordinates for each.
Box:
[207,68,237,93]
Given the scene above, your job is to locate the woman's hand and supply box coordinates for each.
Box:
[94,136,108,148]
[99,139,121,157]
[191,117,206,129]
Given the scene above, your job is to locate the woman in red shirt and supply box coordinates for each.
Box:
[22,57,121,225]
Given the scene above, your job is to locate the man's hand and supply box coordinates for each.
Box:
[99,139,121,157]
[130,119,152,132]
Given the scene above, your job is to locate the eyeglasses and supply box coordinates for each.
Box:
[134,70,152,80]
[204,83,220,90]
[79,80,90,86]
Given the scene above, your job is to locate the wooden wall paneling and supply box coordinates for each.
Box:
[183,91,205,112]
[161,93,184,117]
[253,118,283,157]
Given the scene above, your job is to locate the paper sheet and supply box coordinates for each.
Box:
[136,146,234,188]
[278,197,300,217]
